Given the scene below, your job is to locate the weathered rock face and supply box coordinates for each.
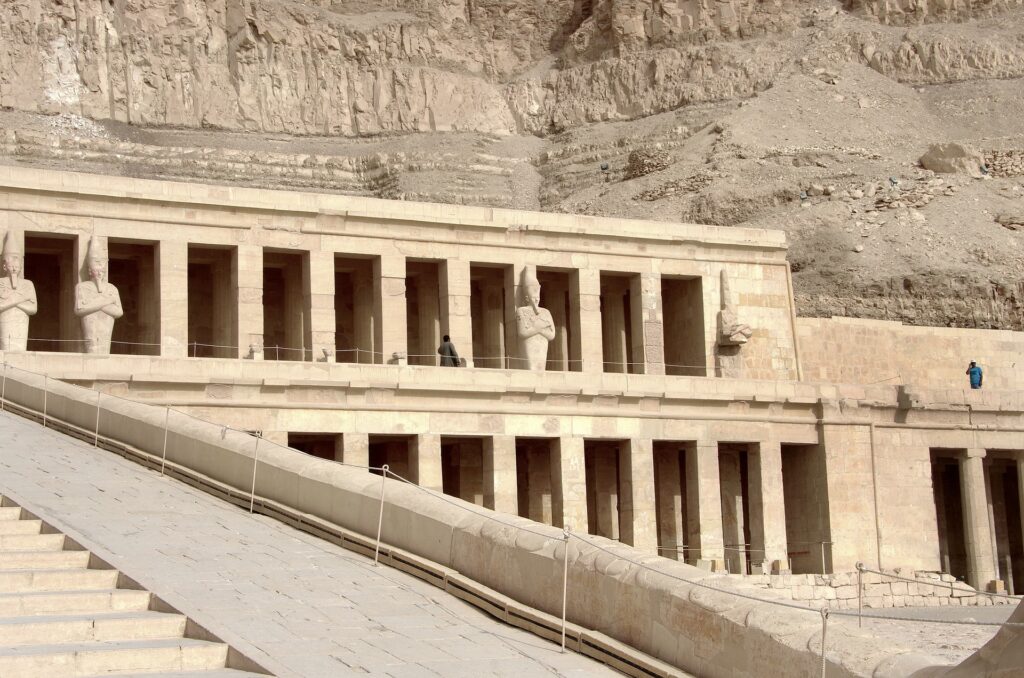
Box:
[844,0,1024,25]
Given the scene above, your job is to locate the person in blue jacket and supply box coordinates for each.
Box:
[965,361,983,389]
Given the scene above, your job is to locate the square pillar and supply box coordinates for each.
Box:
[306,251,336,362]
[159,240,188,358]
[552,437,588,531]
[748,441,790,573]
[960,449,998,591]
[484,435,517,514]
[441,259,473,367]
[375,255,406,364]
[412,434,443,491]
[633,273,665,375]
[1018,458,1024,570]
[570,269,603,374]
[234,245,263,359]
[685,441,725,570]
[340,433,369,467]
[619,438,658,553]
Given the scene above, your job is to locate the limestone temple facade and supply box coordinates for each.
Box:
[0,165,1021,595]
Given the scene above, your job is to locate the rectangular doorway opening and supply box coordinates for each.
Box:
[470,264,513,369]
[335,256,376,364]
[782,444,832,574]
[441,437,484,506]
[108,240,159,356]
[536,268,576,372]
[654,441,688,562]
[287,433,338,461]
[930,451,968,582]
[369,435,412,479]
[987,453,1022,595]
[263,249,310,362]
[584,440,624,541]
[23,233,76,353]
[718,443,752,574]
[516,438,556,525]
[599,273,641,374]
[188,246,236,359]
[662,276,706,377]
[406,260,443,366]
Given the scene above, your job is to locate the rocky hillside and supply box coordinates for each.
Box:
[1,0,1022,329]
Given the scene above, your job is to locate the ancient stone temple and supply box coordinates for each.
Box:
[1,165,1022,596]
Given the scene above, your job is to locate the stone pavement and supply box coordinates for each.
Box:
[0,411,620,678]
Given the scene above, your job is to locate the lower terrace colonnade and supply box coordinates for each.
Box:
[260,426,1024,588]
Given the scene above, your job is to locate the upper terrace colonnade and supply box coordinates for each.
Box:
[0,167,1022,597]
[0,167,796,378]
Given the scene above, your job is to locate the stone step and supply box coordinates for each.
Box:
[0,507,23,521]
[0,610,187,646]
[0,589,152,617]
[0,520,42,536]
[0,550,91,570]
[0,638,229,677]
[0,568,119,593]
[0,533,67,552]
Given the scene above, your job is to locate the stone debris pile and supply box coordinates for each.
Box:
[985,150,1024,177]
[624,147,670,179]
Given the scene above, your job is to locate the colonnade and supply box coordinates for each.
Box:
[19,235,724,375]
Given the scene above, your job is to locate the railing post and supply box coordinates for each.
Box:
[856,562,863,628]
[819,607,829,678]
[373,464,389,567]
[93,390,101,447]
[1,361,7,412]
[561,525,571,653]
[42,375,48,428]
[159,406,171,476]
[820,541,826,574]
[248,433,261,513]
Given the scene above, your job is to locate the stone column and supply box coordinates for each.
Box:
[633,273,665,375]
[374,255,406,365]
[412,434,443,491]
[655,446,685,561]
[748,441,790,573]
[441,259,473,367]
[159,241,189,358]
[592,446,619,539]
[552,437,588,531]
[340,433,369,467]
[544,275,569,371]
[233,245,263,359]
[571,269,603,374]
[527,443,554,524]
[619,438,658,553]
[960,449,997,591]
[306,251,336,362]
[484,435,517,514]
[685,441,725,570]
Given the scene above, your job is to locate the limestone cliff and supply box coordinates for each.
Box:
[1,0,1023,329]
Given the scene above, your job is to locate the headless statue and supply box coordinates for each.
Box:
[0,230,37,351]
[717,269,752,346]
[515,266,556,371]
[75,237,123,355]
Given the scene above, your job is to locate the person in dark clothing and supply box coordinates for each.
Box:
[966,361,983,389]
[438,335,461,367]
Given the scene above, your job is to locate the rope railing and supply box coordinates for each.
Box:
[0,361,1018,678]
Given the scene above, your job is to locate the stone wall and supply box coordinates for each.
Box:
[796,317,1024,391]
[741,570,1018,609]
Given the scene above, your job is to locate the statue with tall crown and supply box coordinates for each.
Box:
[515,265,556,371]
[75,237,123,354]
[0,230,38,351]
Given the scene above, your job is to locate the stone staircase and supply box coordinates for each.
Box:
[0,497,268,677]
